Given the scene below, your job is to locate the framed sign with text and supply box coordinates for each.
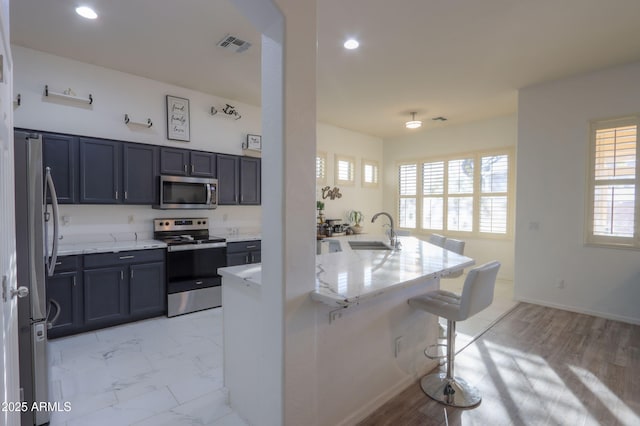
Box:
[166,95,190,141]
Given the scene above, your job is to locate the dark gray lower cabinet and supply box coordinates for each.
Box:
[84,266,129,328]
[46,256,83,338]
[226,240,261,266]
[47,250,166,337]
[130,262,166,318]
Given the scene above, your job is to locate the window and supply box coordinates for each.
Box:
[399,164,417,228]
[335,155,355,185]
[362,159,379,187]
[316,151,327,184]
[587,116,639,248]
[398,149,513,237]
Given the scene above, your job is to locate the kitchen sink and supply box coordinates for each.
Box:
[348,241,393,250]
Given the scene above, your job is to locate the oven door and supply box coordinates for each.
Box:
[166,246,226,316]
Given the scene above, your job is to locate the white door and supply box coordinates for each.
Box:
[0,1,20,424]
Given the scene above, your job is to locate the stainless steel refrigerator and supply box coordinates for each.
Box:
[14,130,60,426]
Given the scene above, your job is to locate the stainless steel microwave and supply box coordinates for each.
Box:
[155,175,218,209]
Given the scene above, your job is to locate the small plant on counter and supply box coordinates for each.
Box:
[348,210,364,234]
[316,201,325,211]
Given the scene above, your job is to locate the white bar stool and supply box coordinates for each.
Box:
[428,233,446,247]
[408,261,501,408]
[442,238,466,279]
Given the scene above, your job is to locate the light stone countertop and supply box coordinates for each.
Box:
[57,239,167,256]
[56,231,260,256]
[219,234,475,308]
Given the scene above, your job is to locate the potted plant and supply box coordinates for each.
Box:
[348,210,364,234]
[317,201,325,224]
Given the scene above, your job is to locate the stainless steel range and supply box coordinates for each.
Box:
[154,218,226,317]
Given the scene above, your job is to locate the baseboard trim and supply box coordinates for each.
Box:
[515,297,640,326]
[334,374,423,426]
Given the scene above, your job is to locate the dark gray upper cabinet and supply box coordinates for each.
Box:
[42,133,78,204]
[79,138,121,203]
[190,151,216,177]
[217,154,240,205]
[160,148,216,178]
[123,143,158,204]
[240,157,261,205]
[160,147,190,176]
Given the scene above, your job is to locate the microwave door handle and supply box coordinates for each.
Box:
[207,183,217,205]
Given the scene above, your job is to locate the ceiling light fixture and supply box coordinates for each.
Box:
[75,6,98,19]
[343,39,359,50]
[405,112,422,129]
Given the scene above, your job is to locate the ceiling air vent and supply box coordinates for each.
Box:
[217,34,252,53]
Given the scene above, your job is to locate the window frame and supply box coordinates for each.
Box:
[586,115,640,249]
[396,148,514,239]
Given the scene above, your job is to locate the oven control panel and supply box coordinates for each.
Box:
[154,218,208,232]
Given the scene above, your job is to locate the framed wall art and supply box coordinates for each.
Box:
[166,95,190,141]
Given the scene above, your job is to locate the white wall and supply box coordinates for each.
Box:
[12,45,262,238]
[516,60,640,325]
[382,115,517,280]
[317,123,384,227]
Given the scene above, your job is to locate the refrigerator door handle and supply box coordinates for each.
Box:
[45,167,60,277]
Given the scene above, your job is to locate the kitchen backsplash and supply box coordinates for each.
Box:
[49,204,261,244]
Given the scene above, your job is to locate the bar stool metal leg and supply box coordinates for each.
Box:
[419,319,482,408]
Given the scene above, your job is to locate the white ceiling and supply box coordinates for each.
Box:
[11,0,640,138]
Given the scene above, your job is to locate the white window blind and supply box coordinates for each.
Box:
[447,159,474,232]
[398,149,513,237]
[588,117,639,247]
[422,161,444,230]
[316,152,327,184]
[335,155,355,185]
[399,164,417,228]
[362,159,379,187]
[480,155,509,234]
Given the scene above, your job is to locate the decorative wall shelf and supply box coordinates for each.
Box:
[124,114,153,128]
[210,103,242,120]
[45,85,93,105]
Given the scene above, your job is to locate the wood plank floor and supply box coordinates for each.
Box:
[358,303,640,426]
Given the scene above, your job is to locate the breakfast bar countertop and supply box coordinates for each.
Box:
[219,234,474,308]
[312,234,474,307]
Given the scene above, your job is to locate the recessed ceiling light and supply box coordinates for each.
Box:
[76,6,98,20]
[343,39,359,50]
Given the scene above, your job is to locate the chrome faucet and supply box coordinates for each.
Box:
[371,212,400,249]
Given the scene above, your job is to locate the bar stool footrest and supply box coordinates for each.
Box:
[420,372,482,408]
[423,343,447,360]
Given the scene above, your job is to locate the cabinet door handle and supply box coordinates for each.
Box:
[72,276,76,287]
[195,281,203,285]
[131,270,134,279]
[124,191,128,200]
[119,255,135,260]
[246,245,257,249]
[120,270,124,280]
[191,164,195,174]
[184,164,187,173]
[55,262,62,266]
[115,190,118,199]
[245,255,249,264]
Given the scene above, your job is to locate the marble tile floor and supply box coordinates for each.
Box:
[47,308,249,426]
[439,276,519,352]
